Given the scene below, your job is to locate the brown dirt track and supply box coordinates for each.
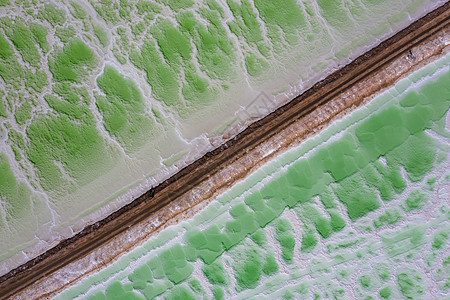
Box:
[0,2,449,299]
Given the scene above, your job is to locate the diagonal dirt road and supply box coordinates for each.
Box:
[0,2,449,299]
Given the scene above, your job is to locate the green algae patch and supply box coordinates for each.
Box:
[0,153,32,220]
[26,107,112,191]
[400,90,421,108]
[283,289,294,300]
[5,19,41,67]
[147,256,165,279]
[315,134,362,182]
[25,69,48,93]
[319,189,337,209]
[254,0,305,46]
[432,230,448,249]
[0,59,26,88]
[0,33,13,59]
[356,106,410,159]
[159,0,194,11]
[274,218,295,262]
[55,26,77,43]
[222,203,260,250]
[329,211,346,232]
[245,53,269,77]
[182,62,217,107]
[359,274,374,290]
[96,65,153,151]
[130,41,181,107]
[136,0,162,16]
[0,99,7,118]
[177,10,235,82]
[202,260,227,285]
[90,0,120,24]
[164,286,196,300]
[373,209,402,228]
[227,0,264,43]
[14,100,32,125]
[30,23,49,54]
[396,268,424,299]
[188,279,203,293]
[388,132,437,182]
[403,189,428,211]
[375,263,391,282]
[379,286,391,299]
[362,164,395,201]
[45,94,89,121]
[425,176,437,191]
[49,38,97,82]
[38,3,66,26]
[379,162,406,195]
[250,229,266,247]
[69,1,87,19]
[184,225,226,263]
[262,252,278,275]
[141,282,168,299]
[314,216,332,239]
[334,174,380,221]
[105,281,144,300]
[317,0,352,29]
[150,19,192,69]
[233,247,263,290]
[93,25,109,47]
[300,229,317,252]
[7,130,26,160]
[52,82,90,105]
[128,263,154,289]
[296,203,333,229]
[244,191,279,227]
[212,286,224,300]
[159,244,193,284]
